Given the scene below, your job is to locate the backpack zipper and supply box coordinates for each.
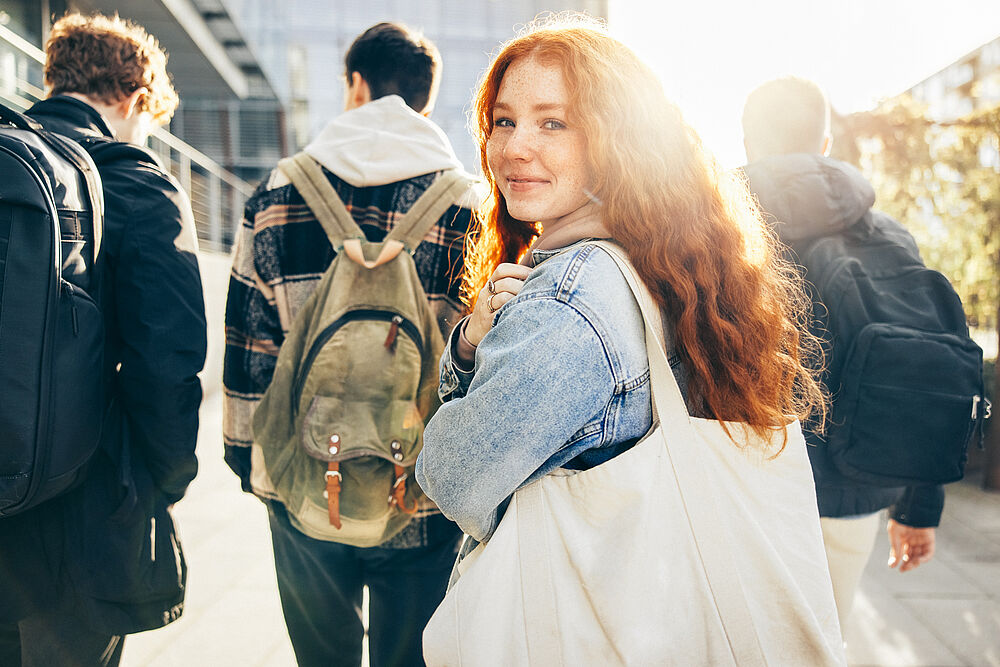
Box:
[293,309,423,411]
[63,281,80,335]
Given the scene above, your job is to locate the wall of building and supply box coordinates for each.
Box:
[908,35,1000,122]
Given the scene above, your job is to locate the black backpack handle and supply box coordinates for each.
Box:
[0,101,43,132]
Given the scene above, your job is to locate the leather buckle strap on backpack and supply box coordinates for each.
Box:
[390,464,418,514]
[323,461,417,531]
[325,462,342,529]
[974,396,992,450]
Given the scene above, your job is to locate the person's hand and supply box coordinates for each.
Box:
[887,519,935,572]
[465,263,532,346]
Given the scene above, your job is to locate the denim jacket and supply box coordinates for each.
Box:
[416,242,688,542]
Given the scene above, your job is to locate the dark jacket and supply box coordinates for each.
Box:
[744,153,944,527]
[0,96,207,632]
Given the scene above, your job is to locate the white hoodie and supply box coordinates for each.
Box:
[300,95,465,187]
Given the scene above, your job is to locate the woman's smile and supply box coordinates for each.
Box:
[486,56,593,229]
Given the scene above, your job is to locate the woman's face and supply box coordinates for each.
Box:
[486,56,592,227]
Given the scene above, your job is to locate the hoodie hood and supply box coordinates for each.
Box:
[743,153,875,244]
[302,95,464,188]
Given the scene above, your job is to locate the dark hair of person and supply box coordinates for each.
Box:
[344,22,441,113]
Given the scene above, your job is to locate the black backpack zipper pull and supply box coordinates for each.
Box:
[65,283,80,335]
[384,315,402,351]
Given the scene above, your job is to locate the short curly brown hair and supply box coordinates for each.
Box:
[44,13,179,124]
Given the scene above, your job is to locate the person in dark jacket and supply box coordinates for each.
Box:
[0,14,206,667]
[741,76,943,630]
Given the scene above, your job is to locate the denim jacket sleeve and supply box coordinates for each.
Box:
[438,317,478,403]
[417,295,616,543]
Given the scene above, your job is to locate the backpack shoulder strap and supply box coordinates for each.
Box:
[278,152,363,249]
[0,101,43,131]
[386,170,474,251]
[38,133,106,265]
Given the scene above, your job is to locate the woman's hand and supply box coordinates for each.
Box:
[465,263,532,346]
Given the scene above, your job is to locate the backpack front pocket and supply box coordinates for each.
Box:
[828,323,984,486]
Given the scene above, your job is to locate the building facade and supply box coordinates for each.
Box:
[223,0,608,171]
[907,35,1000,122]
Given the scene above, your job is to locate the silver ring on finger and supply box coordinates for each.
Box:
[487,279,497,296]
[487,293,499,313]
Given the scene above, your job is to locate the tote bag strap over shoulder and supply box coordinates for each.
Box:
[590,241,768,666]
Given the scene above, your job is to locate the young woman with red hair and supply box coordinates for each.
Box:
[416,15,838,661]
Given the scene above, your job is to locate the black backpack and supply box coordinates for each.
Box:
[0,102,107,517]
[794,211,989,487]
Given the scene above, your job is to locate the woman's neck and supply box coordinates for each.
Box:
[531,201,609,252]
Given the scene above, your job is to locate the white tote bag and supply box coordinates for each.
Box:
[423,243,845,666]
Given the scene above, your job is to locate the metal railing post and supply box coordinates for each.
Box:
[231,183,244,243]
[209,174,222,251]
[179,153,193,197]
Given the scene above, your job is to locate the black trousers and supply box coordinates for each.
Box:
[0,606,123,667]
[267,501,462,667]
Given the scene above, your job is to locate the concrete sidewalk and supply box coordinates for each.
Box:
[121,252,1000,666]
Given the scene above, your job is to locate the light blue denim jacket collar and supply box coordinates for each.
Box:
[527,237,609,268]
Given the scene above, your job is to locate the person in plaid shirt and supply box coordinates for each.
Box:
[222,22,477,667]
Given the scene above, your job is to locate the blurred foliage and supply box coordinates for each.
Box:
[832,97,1000,334]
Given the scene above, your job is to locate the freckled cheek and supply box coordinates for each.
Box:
[486,137,505,184]
[551,148,591,192]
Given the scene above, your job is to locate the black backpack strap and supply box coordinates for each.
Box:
[2,109,107,266]
[0,101,43,132]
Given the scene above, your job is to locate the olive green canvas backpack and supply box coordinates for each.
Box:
[253,153,472,547]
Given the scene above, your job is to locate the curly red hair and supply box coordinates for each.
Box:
[465,15,825,443]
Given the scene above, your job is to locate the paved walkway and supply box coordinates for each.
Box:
[121,252,1000,666]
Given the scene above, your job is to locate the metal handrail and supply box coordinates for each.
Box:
[0,24,44,61]
[151,127,253,193]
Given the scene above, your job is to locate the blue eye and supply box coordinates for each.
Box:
[494,118,514,128]
[543,119,566,130]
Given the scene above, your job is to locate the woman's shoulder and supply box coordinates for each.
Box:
[524,242,635,304]
[519,243,645,351]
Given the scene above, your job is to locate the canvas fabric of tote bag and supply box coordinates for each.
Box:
[422,241,845,667]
